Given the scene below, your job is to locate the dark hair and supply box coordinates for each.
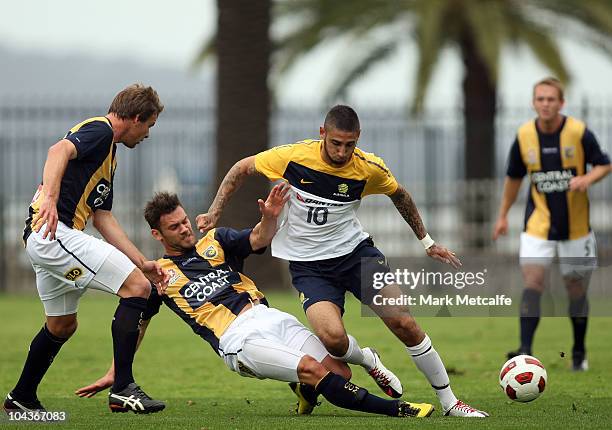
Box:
[108,83,164,122]
[324,105,360,132]
[533,77,564,101]
[144,192,181,230]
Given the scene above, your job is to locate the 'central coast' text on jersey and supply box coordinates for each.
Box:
[254,139,398,261]
[23,117,116,242]
[507,116,610,240]
[144,228,267,354]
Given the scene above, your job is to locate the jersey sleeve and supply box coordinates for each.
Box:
[582,128,611,166]
[214,227,266,260]
[254,145,295,181]
[96,186,113,211]
[65,121,113,161]
[142,283,163,320]
[506,138,527,178]
[362,154,399,196]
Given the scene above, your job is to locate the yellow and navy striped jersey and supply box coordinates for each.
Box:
[254,139,398,261]
[24,117,116,241]
[506,116,610,240]
[143,227,267,353]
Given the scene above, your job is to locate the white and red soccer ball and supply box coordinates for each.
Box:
[499,355,547,402]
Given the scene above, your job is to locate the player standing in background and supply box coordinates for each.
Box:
[196,105,488,417]
[4,84,168,414]
[493,77,611,370]
[76,187,435,418]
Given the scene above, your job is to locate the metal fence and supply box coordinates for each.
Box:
[1,97,611,290]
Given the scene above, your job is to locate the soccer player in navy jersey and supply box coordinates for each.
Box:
[493,77,611,370]
[76,186,436,418]
[4,84,168,414]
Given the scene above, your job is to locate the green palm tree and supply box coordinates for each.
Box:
[274,0,612,180]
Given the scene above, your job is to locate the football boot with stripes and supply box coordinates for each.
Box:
[364,347,403,398]
[108,383,165,414]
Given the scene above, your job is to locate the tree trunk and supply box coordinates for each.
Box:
[216,0,282,286]
[460,29,496,249]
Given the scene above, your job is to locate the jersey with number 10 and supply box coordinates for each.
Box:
[254,139,398,261]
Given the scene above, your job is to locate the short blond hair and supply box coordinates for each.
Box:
[533,77,564,101]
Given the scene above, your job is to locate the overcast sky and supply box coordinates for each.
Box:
[2,0,612,108]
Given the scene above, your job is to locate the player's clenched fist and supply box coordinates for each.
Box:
[196,212,218,233]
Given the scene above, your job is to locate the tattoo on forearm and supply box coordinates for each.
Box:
[208,161,261,214]
[390,186,426,239]
[246,163,258,176]
[209,164,244,213]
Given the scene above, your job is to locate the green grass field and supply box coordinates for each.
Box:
[1,291,610,429]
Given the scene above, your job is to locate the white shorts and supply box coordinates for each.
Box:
[218,304,328,382]
[26,221,136,316]
[519,231,597,277]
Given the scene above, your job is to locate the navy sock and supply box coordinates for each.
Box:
[12,325,68,401]
[315,372,399,416]
[111,297,147,392]
[519,289,541,353]
[299,383,317,401]
[569,295,588,353]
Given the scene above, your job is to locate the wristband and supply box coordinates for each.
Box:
[420,233,435,250]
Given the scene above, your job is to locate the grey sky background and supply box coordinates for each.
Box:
[1,0,612,108]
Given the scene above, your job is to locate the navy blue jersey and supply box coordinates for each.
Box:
[24,117,115,241]
[506,116,610,240]
[143,228,267,353]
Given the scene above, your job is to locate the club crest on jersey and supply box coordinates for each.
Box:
[333,183,350,199]
[527,148,537,165]
[564,146,575,159]
[65,267,83,281]
[204,245,218,259]
[167,269,181,285]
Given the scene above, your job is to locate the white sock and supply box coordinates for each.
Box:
[332,334,376,370]
[406,334,457,410]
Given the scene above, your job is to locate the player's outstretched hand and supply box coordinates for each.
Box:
[75,372,113,398]
[492,217,508,240]
[258,182,290,219]
[142,260,169,295]
[33,197,59,240]
[196,212,219,233]
[426,244,462,269]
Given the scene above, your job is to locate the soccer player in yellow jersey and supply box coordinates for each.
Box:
[76,186,436,418]
[196,105,487,417]
[493,77,610,370]
[4,85,167,415]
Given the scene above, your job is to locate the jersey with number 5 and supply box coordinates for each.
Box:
[254,139,398,261]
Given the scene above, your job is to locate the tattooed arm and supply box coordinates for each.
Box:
[389,185,461,268]
[389,184,427,239]
[196,156,261,232]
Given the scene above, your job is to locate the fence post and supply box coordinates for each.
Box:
[0,191,5,292]
[0,105,5,292]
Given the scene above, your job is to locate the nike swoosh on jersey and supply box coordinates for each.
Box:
[300,179,314,184]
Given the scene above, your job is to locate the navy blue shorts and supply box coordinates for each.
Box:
[289,237,391,314]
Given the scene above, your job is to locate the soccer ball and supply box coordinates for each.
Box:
[499,354,547,402]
